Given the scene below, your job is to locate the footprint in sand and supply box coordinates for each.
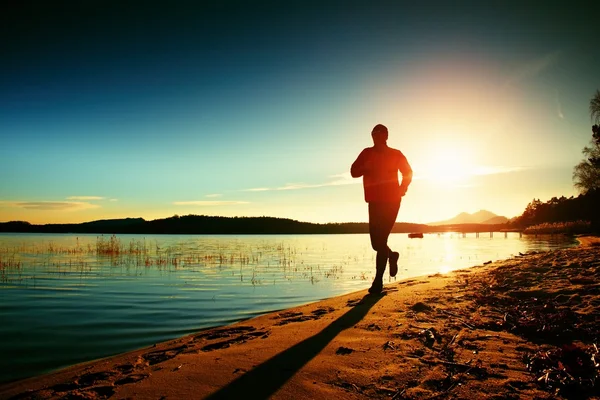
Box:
[115,373,150,385]
[52,385,115,400]
[276,311,303,319]
[78,371,117,387]
[17,368,146,400]
[275,314,314,325]
[274,307,335,325]
[115,363,135,374]
[27,371,116,400]
[199,327,270,352]
[311,306,335,316]
[399,279,423,286]
[365,323,381,331]
[346,298,363,307]
[194,326,256,341]
[143,345,187,365]
[335,346,354,355]
[49,381,81,393]
[87,385,115,398]
[410,302,433,313]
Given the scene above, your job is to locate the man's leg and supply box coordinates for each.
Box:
[382,201,401,277]
[389,250,400,277]
[368,203,389,293]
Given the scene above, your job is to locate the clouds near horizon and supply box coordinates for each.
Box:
[0,201,100,211]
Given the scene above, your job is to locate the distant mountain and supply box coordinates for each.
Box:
[428,210,508,226]
[481,216,509,225]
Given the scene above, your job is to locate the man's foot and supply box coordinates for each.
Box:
[368,280,383,295]
[389,251,400,277]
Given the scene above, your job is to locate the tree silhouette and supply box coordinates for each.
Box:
[590,89,600,124]
[573,91,600,194]
[511,193,599,231]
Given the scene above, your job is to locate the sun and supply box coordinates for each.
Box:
[420,142,475,186]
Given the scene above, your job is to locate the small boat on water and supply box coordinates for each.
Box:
[408,232,424,239]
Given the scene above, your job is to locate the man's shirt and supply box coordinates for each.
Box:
[351,146,413,203]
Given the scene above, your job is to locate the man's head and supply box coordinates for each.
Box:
[371,124,388,146]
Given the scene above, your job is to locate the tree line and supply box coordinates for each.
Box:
[511,191,600,230]
[512,90,600,231]
[0,215,427,235]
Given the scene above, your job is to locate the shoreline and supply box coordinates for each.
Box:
[576,235,600,247]
[2,237,599,399]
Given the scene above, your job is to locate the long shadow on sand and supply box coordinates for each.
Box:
[205,293,383,399]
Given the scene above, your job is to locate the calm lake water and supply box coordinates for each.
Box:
[0,232,577,382]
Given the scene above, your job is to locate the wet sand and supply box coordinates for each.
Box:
[2,236,599,399]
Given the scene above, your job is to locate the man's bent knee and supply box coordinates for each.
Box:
[371,241,388,252]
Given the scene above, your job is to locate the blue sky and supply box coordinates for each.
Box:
[1,1,599,224]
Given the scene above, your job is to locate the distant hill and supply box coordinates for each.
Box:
[429,210,508,226]
[0,215,429,235]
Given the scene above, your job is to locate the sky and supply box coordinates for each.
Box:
[1,1,599,224]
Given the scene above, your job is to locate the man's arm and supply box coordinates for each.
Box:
[351,149,369,178]
[398,152,413,196]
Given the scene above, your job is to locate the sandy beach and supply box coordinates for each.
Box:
[2,237,599,400]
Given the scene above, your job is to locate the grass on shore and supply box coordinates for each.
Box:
[523,220,592,235]
[0,235,349,285]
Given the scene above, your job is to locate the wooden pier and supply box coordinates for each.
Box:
[434,230,523,238]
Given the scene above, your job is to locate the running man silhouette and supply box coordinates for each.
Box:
[351,124,413,294]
